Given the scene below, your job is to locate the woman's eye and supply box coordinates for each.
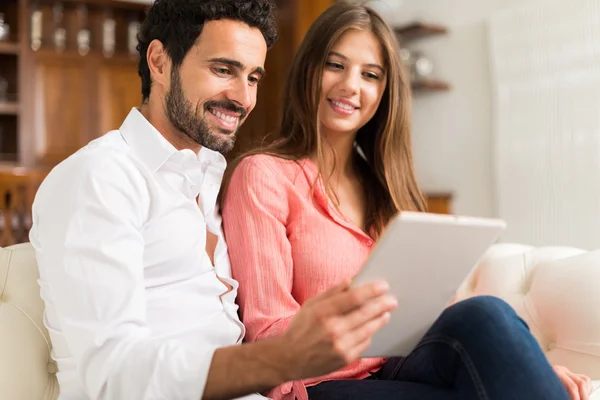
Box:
[364,72,379,80]
[326,62,343,70]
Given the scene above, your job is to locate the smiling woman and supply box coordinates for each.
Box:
[220,2,588,400]
[219,3,426,399]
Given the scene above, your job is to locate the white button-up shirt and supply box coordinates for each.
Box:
[30,108,266,400]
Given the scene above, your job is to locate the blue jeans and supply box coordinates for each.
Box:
[307,296,569,400]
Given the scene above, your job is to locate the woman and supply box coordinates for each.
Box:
[220,3,592,400]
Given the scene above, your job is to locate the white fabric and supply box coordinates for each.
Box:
[28,108,265,400]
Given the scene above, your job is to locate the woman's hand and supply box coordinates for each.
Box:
[553,365,593,400]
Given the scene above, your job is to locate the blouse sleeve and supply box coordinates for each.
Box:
[221,156,298,342]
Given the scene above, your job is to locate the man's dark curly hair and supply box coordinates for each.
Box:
[137,0,278,102]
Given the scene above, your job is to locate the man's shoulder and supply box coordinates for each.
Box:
[51,131,141,177]
[38,131,149,200]
[30,130,152,245]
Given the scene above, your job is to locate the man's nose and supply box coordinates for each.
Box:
[226,79,253,111]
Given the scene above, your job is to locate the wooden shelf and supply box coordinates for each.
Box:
[0,154,18,163]
[0,42,20,55]
[39,0,149,10]
[411,78,450,92]
[0,102,19,115]
[424,191,453,199]
[32,48,140,63]
[395,22,448,41]
[424,192,453,214]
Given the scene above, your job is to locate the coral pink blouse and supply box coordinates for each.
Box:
[222,154,385,400]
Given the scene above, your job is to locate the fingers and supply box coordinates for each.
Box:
[338,312,391,362]
[566,371,591,400]
[555,365,592,400]
[340,294,397,331]
[320,280,391,316]
[584,376,593,397]
[582,375,592,393]
[560,373,580,400]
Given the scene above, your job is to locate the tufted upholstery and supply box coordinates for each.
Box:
[0,242,598,399]
[0,243,59,400]
[454,243,600,384]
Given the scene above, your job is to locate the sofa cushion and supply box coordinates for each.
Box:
[0,243,59,400]
[454,243,600,381]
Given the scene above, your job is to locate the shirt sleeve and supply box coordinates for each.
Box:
[30,151,215,400]
[221,156,299,342]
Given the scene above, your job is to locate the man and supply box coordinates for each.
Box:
[29,0,396,399]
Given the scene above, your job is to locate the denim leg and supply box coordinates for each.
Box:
[307,296,570,400]
[380,295,570,400]
[306,379,456,400]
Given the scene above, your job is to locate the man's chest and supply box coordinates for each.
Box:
[140,188,226,286]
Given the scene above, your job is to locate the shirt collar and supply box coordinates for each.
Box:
[119,108,177,173]
[118,107,228,176]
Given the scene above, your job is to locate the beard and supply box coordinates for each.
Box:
[164,67,247,154]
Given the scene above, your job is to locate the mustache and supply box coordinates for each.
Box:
[204,100,247,120]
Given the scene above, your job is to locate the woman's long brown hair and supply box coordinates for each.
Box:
[220,2,426,236]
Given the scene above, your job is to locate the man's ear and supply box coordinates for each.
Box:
[146,39,171,92]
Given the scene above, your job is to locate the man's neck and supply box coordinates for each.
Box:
[139,101,202,154]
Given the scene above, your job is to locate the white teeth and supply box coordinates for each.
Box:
[331,100,355,111]
[211,109,238,123]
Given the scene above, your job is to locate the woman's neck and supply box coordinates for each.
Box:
[316,130,358,183]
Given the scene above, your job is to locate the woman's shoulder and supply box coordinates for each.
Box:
[233,153,310,180]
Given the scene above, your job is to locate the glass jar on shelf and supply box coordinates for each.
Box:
[0,13,10,42]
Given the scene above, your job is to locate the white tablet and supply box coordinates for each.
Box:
[352,211,506,358]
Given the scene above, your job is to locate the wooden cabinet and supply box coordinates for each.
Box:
[0,1,21,165]
[28,52,140,164]
[32,52,88,164]
[96,57,141,137]
[0,166,48,246]
[425,193,452,214]
[0,0,145,168]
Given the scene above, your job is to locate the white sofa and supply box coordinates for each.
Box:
[0,242,599,399]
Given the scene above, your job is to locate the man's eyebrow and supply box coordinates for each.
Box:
[208,57,265,77]
[328,51,386,74]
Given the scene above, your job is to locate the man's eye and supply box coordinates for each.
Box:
[214,67,231,75]
[248,76,261,84]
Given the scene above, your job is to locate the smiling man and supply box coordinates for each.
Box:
[27,1,397,400]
